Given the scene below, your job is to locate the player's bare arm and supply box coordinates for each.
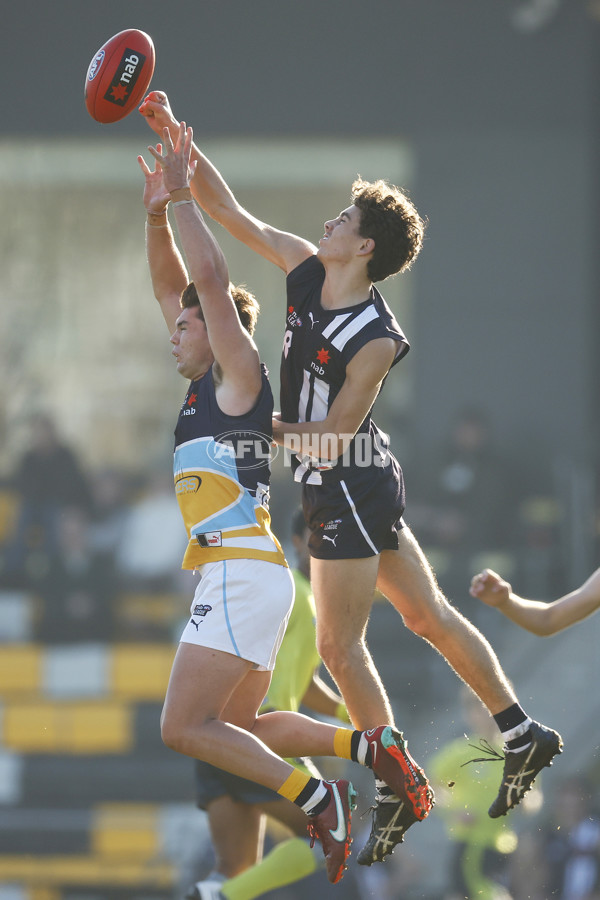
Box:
[148,124,262,408]
[272,338,397,459]
[470,566,600,636]
[139,90,315,274]
[137,149,188,334]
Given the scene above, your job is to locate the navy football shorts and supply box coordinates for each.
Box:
[194,759,279,809]
[194,756,318,809]
[302,458,406,560]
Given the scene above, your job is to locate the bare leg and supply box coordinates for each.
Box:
[309,555,395,729]
[377,527,517,714]
[207,796,265,877]
[161,642,342,788]
[258,796,316,835]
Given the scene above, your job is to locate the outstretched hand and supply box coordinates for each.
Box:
[147,122,197,196]
[136,145,170,214]
[138,90,179,135]
[469,568,511,607]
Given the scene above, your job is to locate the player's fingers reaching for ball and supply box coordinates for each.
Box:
[147,143,166,167]
[154,145,164,172]
[162,126,177,153]
[180,125,194,163]
[137,145,164,177]
[137,155,152,176]
[173,122,185,152]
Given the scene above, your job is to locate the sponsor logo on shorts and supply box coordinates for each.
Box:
[190,604,213,631]
[193,604,213,617]
[322,519,342,531]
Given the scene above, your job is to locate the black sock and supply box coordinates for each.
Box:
[493,703,532,751]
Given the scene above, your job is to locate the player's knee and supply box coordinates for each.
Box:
[160,709,196,755]
[316,631,337,666]
[403,595,457,641]
[317,632,360,677]
[160,712,182,752]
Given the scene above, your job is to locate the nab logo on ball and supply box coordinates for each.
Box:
[103,48,147,108]
[84,29,155,124]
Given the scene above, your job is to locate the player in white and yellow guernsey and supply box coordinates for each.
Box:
[137,123,435,887]
[186,509,353,900]
[140,95,563,870]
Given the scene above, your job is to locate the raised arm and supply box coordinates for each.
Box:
[272,337,397,461]
[139,91,315,274]
[469,567,600,636]
[148,124,262,409]
[137,147,188,334]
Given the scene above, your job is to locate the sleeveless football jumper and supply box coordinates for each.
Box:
[281,255,410,559]
[174,365,287,569]
[174,364,293,669]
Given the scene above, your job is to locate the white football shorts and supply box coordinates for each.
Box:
[179,558,295,671]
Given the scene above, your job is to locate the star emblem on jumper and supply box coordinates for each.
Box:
[187,393,197,406]
[316,348,330,365]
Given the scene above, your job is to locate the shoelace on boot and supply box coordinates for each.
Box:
[460,737,505,767]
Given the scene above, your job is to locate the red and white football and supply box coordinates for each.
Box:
[84,29,155,123]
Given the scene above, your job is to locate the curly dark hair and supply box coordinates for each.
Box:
[180,281,260,335]
[352,178,426,283]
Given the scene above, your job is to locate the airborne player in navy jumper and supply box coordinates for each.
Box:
[282,254,409,559]
[140,93,563,867]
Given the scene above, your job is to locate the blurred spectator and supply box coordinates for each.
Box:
[1,413,91,585]
[88,467,132,564]
[115,468,188,594]
[408,408,519,607]
[430,687,518,900]
[34,506,117,643]
[509,776,600,900]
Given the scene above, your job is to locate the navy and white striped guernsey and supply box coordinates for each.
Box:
[280,255,409,485]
